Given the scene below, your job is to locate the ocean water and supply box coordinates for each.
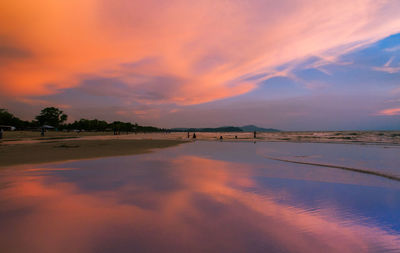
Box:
[1,141,400,252]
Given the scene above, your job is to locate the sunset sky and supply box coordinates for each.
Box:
[1,0,400,130]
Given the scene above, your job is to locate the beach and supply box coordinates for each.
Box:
[2,130,400,144]
[1,130,399,167]
[1,141,400,252]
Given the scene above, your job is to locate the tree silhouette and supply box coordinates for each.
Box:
[0,109,28,128]
[35,107,68,127]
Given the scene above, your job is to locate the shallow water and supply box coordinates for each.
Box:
[1,141,400,252]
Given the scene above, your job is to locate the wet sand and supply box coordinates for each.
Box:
[0,139,186,167]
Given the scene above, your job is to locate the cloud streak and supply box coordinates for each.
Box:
[373,56,400,73]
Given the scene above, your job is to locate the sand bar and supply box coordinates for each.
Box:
[0,139,186,168]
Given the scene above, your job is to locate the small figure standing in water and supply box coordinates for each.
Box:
[0,128,3,139]
[192,132,196,139]
[235,135,237,139]
[219,136,223,140]
[253,131,257,139]
[187,131,190,138]
[41,127,45,137]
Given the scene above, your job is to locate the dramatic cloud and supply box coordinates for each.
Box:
[1,1,400,129]
[1,0,400,104]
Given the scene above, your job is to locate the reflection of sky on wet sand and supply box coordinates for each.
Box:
[1,142,400,252]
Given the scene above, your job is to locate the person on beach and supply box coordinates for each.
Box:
[219,136,223,140]
[253,131,256,138]
[193,133,196,139]
[187,131,190,138]
[0,128,3,139]
[41,127,45,137]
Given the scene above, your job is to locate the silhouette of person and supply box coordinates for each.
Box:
[41,127,45,137]
[219,136,223,140]
[253,131,257,138]
[193,133,196,139]
[235,135,237,139]
[187,131,190,138]
[0,128,3,139]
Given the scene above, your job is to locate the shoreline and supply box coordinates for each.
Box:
[1,130,400,145]
[1,130,399,168]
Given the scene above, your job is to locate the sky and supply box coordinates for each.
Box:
[0,0,400,130]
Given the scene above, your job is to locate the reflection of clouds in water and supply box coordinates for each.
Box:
[24,167,79,172]
[1,155,400,252]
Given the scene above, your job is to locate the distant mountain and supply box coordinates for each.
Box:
[240,125,280,132]
[170,128,190,132]
[171,126,243,132]
[170,125,280,132]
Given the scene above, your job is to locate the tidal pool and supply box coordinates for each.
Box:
[1,141,400,252]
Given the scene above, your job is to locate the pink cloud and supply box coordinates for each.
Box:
[378,107,400,116]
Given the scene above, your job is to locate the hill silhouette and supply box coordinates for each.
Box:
[171,125,280,132]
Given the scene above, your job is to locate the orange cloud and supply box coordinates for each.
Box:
[1,0,400,105]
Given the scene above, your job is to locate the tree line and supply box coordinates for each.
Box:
[0,107,165,132]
